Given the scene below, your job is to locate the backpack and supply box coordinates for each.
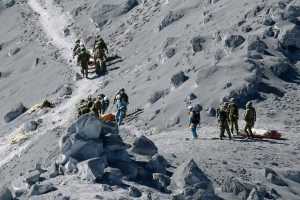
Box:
[219,108,227,121]
[192,111,200,124]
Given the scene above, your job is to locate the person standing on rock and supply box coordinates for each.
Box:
[77,47,91,78]
[188,106,200,139]
[228,98,239,135]
[115,94,126,126]
[244,101,256,139]
[218,102,232,140]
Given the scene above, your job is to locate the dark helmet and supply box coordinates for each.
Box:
[81,47,86,52]
[75,39,80,43]
[119,88,125,92]
[96,34,101,39]
[223,102,229,107]
[246,101,252,106]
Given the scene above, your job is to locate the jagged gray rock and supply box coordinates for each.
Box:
[184,184,220,200]
[267,173,288,186]
[101,121,119,136]
[11,178,29,198]
[247,37,268,53]
[71,139,104,161]
[147,63,158,71]
[77,157,106,182]
[188,93,197,100]
[170,71,189,88]
[66,113,103,138]
[4,0,15,8]
[247,187,264,200]
[286,4,300,17]
[4,103,27,123]
[103,167,123,185]
[60,132,89,157]
[63,27,70,37]
[131,136,158,157]
[190,36,205,53]
[23,121,38,132]
[262,18,274,26]
[153,173,171,192]
[148,90,165,104]
[9,48,20,56]
[73,72,82,81]
[24,170,41,185]
[56,154,69,165]
[28,183,56,196]
[146,154,168,174]
[172,159,210,189]
[284,170,300,183]
[263,27,275,37]
[158,11,184,31]
[166,116,180,128]
[47,162,59,178]
[221,176,254,199]
[207,107,216,117]
[111,161,139,181]
[242,26,252,33]
[128,186,142,198]
[104,133,128,151]
[106,149,130,163]
[64,157,78,173]
[223,34,245,48]
[266,58,291,76]
[274,21,300,50]
[162,48,176,62]
[0,185,13,200]
[196,65,220,85]
[58,85,72,97]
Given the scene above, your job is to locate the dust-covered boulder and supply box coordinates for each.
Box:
[73,72,82,81]
[274,21,300,50]
[77,157,106,182]
[23,121,38,132]
[190,36,205,53]
[184,184,220,200]
[247,37,268,53]
[286,4,300,17]
[64,157,78,173]
[11,178,29,198]
[264,27,275,37]
[223,34,245,48]
[162,48,176,61]
[66,113,103,138]
[284,170,300,183]
[63,27,70,37]
[188,93,197,100]
[58,85,72,97]
[148,90,165,104]
[265,58,291,76]
[171,159,210,189]
[131,136,158,157]
[262,18,274,26]
[207,107,216,117]
[242,26,252,33]
[146,154,168,175]
[0,185,13,200]
[158,11,184,31]
[106,149,130,163]
[103,167,123,185]
[152,173,171,192]
[4,0,15,8]
[59,132,89,157]
[47,162,59,179]
[128,186,142,197]
[104,133,128,151]
[24,170,41,185]
[170,71,189,88]
[4,103,27,123]
[72,139,104,162]
[196,65,220,85]
[28,183,56,196]
[166,116,180,128]
[221,176,254,199]
[247,187,264,200]
[267,174,288,186]
[111,161,139,181]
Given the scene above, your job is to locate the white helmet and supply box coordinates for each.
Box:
[80,42,84,47]
[104,96,109,101]
[116,94,121,100]
[188,105,193,111]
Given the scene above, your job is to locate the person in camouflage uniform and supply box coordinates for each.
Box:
[93,35,108,54]
[94,43,107,75]
[77,47,91,78]
[77,98,92,117]
[244,101,256,139]
[73,39,80,58]
[228,98,239,135]
[91,97,102,118]
[217,102,232,140]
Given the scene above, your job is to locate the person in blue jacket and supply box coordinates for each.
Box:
[188,105,200,139]
[115,94,126,126]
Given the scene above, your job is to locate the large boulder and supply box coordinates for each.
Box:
[146,154,168,175]
[59,132,89,157]
[274,21,300,50]
[171,159,210,189]
[223,34,245,48]
[11,178,29,198]
[247,187,264,200]
[152,173,171,192]
[267,174,288,186]
[28,183,56,196]
[184,184,220,200]
[196,65,220,85]
[111,161,139,181]
[104,133,128,151]
[4,0,15,8]
[0,185,13,200]
[128,186,142,197]
[105,149,130,163]
[170,71,189,88]
[103,167,123,185]
[131,136,158,157]
[158,11,184,31]
[247,37,268,53]
[4,103,27,123]
[24,170,41,185]
[71,139,104,162]
[284,170,300,183]
[23,121,38,132]
[66,113,103,139]
[77,157,106,182]
[222,176,254,199]
[286,4,300,17]
[162,48,176,61]
[190,36,205,53]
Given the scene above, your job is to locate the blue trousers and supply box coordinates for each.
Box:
[100,107,107,115]
[189,127,198,138]
[116,109,123,125]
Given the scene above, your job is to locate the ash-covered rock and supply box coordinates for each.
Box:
[4,103,27,123]
[158,11,184,31]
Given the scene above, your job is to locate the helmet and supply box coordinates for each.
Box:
[80,42,84,47]
[188,105,193,111]
[75,39,80,43]
[81,47,86,52]
[246,101,252,106]
[96,34,101,39]
[230,98,235,102]
[104,96,109,101]
[116,94,121,100]
[119,88,125,92]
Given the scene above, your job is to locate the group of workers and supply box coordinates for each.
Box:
[73,34,108,78]
[188,98,256,140]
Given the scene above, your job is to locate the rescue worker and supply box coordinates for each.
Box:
[77,47,91,78]
[188,106,200,139]
[114,88,129,117]
[77,99,90,117]
[91,96,102,118]
[93,35,108,54]
[115,94,126,126]
[218,102,232,140]
[228,98,239,135]
[73,39,80,59]
[101,96,110,114]
[244,101,256,139]
[94,43,107,75]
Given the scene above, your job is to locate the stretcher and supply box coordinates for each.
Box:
[239,129,282,139]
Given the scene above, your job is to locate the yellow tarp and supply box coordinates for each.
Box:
[26,99,55,115]
[1,131,29,145]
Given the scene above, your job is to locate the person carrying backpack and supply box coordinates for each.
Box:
[188,106,200,139]
[244,101,256,139]
[218,102,232,140]
[77,47,91,78]
[115,94,126,126]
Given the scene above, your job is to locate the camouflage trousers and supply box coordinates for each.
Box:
[219,120,231,138]
[80,64,88,78]
[244,121,254,138]
[229,117,239,134]
[95,59,105,75]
